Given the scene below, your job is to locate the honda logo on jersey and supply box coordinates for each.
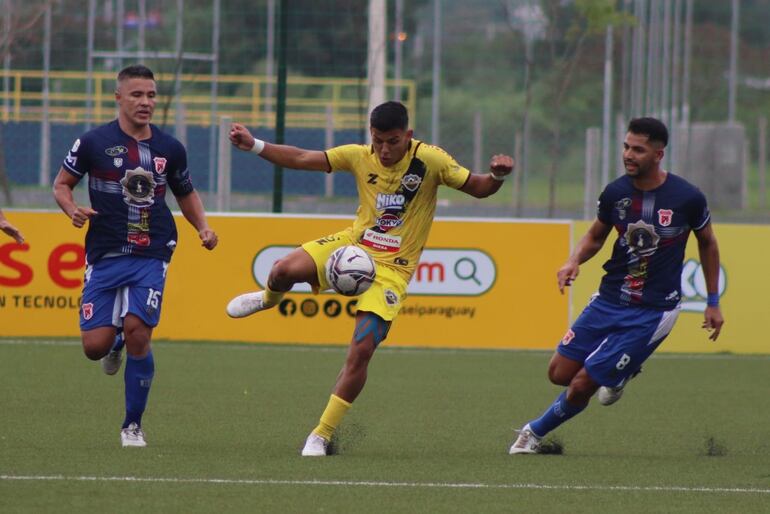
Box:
[153,157,167,174]
[657,209,673,226]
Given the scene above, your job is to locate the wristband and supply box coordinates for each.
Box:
[706,293,720,307]
[250,138,265,155]
[489,171,506,182]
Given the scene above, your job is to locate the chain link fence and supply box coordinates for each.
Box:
[1,0,769,221]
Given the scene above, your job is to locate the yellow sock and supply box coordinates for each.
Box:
[313,394,351,441]
[263,285,285,306]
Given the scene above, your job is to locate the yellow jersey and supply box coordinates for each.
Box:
[325,139,471,280]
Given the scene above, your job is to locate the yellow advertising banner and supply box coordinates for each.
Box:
[0,212,569,349]
[570,221,760,354]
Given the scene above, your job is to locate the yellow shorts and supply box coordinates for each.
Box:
[301,229,408,322]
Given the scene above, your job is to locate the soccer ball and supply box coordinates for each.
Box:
[325,245,376,297]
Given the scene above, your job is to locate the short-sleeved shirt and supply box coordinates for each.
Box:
[63,120,194,264]
[325,140,471,280]
[596,172,710,310]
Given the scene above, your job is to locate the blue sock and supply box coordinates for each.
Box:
[112,328,125,352]
[529,391,587,438]
[122,351,154,429]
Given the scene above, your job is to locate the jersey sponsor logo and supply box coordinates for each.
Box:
[376,213,402,231]
[367,173,378,184]
[401,173,422,192]
[615,197,631,220]
[376,193,406,211]
[65,154,77,167]
[624,220,660,256]
[82,302,94,320]
[657,208,673,226]
[113,158,123,168]
[153,157,168,174]
[361,228,401,252]
[105,145,128,157]
[70,139,81,153]
[120,167,157,206]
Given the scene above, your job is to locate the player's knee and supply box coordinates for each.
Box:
[547,363,573,386]
[82,346,103,361]
[548,371,571,386]
[82,340,109,360]
[268,258,297,289]
[123,321,152,356]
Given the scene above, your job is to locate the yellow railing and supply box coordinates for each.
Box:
[0,70,416,130]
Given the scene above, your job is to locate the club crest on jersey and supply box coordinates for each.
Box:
[561,329,575,345]
[657,208,673,226]
[153,157,167,174]
[615,197,632,220]
[401,173,422,192]
[376,193,405,211]
[120,166,157,206]
[113,158,123,168]
[624,220,660,256]
[105,145,128,157]
[82,303,94,320]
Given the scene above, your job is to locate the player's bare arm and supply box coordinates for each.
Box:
[52,167,98,228]
[694,223,723,341]
[176,190,218,250]
[557,220,612,294]
[229,122,329,171]
[459,154,514,198]
[0,209,24,243]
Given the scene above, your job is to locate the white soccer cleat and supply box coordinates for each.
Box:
[597,368,641,406]
[301,433,328,457]
[597,385,625,406]
[100,349,123,376]
[120,422,147,448]
[509,424,542,455]
[226,291,272,318]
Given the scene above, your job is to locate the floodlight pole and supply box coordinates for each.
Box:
[273,0,288,213]
[431,0,442,146]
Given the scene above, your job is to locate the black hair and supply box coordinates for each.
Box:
[370,101,408,132]
[628,117,668,147]
[117,64,155,82]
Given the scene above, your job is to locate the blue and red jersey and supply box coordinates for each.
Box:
[596,173,710,310]
[62,120,194,264]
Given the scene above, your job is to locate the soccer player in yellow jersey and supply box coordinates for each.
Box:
[226,101,513,456]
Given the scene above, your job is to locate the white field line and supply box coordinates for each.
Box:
[0,338,768,361]
[0,474,769,495]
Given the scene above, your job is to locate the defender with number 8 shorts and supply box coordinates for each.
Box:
[509,117,724,455]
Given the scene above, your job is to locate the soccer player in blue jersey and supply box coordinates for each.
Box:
[53,64,218,447]
[0,208,24,243]
[509,117,724,454]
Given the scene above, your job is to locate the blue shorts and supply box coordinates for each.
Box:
[80,255,169,330]
[557,296,680,387]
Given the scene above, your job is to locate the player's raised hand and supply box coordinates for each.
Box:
[489,154,514,178]
[71,206,98,228]
[0,219,24,243]
[557,260,580,295]
[229,123,256,152]
[199,227,218,250]
[702,306,724,341]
